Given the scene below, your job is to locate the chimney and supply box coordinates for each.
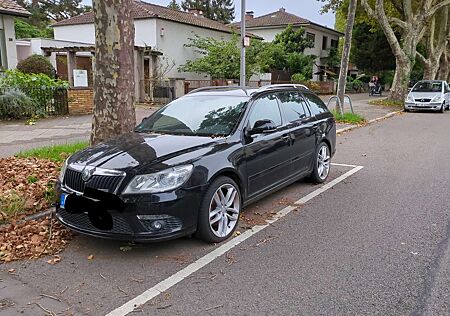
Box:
[245,11,254,20]
[188,8,203,16]
[279,7,286,12]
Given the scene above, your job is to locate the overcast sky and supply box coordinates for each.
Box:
[81,1,336,28]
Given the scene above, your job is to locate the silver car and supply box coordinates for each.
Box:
[405,80,450,113]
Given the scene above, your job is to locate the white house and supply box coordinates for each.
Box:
[52,1,244,81]
[0,0,30,69]
[233,8,343,81]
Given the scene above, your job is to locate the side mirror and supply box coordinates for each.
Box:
[249,119,277,135]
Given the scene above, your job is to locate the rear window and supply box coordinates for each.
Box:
[303,92,329,116]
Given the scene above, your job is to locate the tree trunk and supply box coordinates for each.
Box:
[438,50,450,80]
[90,0,136,145]
[390,56,411,101]
[336,0,358,112]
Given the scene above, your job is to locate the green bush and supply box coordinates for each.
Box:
[0,89,37,119]
[291,73,307,83]
[0,70,68,114]
[17,54,55,77]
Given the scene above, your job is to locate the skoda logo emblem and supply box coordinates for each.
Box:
[81,166,96,182]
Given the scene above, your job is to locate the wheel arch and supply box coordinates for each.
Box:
[208,168,246,200]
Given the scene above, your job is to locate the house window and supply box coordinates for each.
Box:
[306,32,315,47]
[331,39,339,49]
[322,36,328,50]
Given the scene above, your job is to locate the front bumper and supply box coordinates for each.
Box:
[405,102,442,111]
[56,185,204,242]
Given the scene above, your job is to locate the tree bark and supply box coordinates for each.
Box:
[91,0,136,145]
[437,49,450,80]
[360,0,450,102]
[336,0,357,112]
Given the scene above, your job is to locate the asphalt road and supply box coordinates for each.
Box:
[2,110,450,315]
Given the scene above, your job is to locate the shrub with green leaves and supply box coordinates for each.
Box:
[0,70,68,115]
[0,89,37,119]
[17,54,55,77]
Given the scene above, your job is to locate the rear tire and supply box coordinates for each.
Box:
[196,176,241,243]
[309,142,331,184]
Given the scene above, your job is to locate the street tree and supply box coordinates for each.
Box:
[167,0,181,10]
[273,25,314,54]
[360,0,450,101]
[181,0,235,23]
[336,0,357,111]
[416,7,449,80]
[437,43,450,81]
[91,0,136,145]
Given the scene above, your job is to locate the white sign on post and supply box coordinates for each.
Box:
[73,69,88,87]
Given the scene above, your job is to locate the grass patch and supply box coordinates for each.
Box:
[0,191,27,221]
[331,110,366,125]
[368,99,403,108]
[16,141,89,162]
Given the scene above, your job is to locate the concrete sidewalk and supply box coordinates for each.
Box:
[0,94,399,158]
[0,106,157,158]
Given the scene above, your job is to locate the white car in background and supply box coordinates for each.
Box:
[405,80,450,113]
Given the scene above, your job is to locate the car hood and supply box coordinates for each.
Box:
[68,132,223,172]
[409,92,441,99]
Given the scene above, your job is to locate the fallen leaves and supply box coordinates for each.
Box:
[0,157,60,221]
[87,254,94,260]
[0,215,71,263]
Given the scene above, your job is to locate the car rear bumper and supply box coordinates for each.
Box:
[55,185,204,242]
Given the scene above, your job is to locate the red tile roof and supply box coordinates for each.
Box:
[54,1,236,35]
[232,9,310,28]
[0,0,30,17]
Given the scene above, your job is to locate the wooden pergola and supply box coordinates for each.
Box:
[41,46,163,101]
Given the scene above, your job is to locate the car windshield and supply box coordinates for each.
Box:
[135,95,248,137]
[412,82,442,92]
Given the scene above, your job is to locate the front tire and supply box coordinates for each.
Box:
[309,142,331,184]
[196,177,241,243]
[440,103,445,113]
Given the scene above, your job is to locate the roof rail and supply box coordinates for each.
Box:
[187,86,249,95]
[253,84,309,94]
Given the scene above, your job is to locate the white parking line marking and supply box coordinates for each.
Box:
[106,164,364,316]
[331,162,358,168]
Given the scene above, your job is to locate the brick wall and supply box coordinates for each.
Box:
[68,88,94,115]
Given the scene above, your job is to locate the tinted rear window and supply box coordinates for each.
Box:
[303,93,329,116]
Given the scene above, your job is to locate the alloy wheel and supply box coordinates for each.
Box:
[208,183,240,238]
[317,145,331,180]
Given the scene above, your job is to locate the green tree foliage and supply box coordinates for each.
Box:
[273,25,314,53]
[167,0,181,10]
[181,0,235,23]
[17,55,55,77]
[180,26,316,81]
[351,23,396,72]
[15,0,90,38]
[14,19,53,39]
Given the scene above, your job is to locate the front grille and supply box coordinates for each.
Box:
[64,169,123,193]
[58,208,133,234]
[415,98,431,102]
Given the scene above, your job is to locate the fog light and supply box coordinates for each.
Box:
[151,220,164,230]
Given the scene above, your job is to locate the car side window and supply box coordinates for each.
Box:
[248,94,282,128]
[303,92,329,116]
[276,91,310,123]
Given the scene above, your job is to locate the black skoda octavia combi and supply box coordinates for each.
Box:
[56,85,336,243]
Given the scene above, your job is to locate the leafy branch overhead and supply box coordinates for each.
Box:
[180,26,316,80]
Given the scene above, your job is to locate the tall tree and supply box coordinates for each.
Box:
[437,43,450,81]
[273,24,314,53]
[181,0,235,23]
[91,0,136,145]
[336,0,357,112]
[360,0,450,101]
[167,0,181,11]
[416,7,449,80]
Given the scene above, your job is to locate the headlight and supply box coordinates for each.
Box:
[405,95,414,102]
[432,95,444,102]
[124,165,194,194]
[59,158,69,182]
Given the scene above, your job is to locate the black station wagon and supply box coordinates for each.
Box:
[56,85,336,243]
